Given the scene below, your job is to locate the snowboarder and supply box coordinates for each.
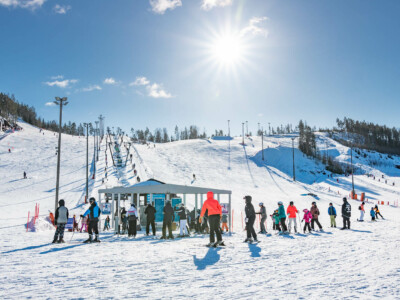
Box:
[81,197,101,243]
[127,204,138,237]
[310,202,323,231]
[302,209,312,233]
[175,203,189,236]
[103,216,110,231]
[341,197,351,230]
[52,199,69,243]
[358,202,365,222]
[161,201,175,239]
[23,171,27,179]
[278,201,288,234]
[328,203,337,227]
[370,207,376,221]
[243,195,258,242]
[256,202,267,233]
[286,201,298,234]
[221,214,228,233]
[199,191,224,246]
[144,202,156,236]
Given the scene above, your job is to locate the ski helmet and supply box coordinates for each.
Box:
[259,202,264,206]
[58,199,65,206]
[278,201,283,205]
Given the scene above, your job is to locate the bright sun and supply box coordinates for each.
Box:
[212,34,244,65]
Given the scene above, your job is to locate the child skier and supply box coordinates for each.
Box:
[221,214,229,233]
[302,209,312,233]
[370,207,376,221]
[53,199,69,243]
[328,203,337,227]
[103,216,111,231]
[374,205,384,219]
[272,210,281,232]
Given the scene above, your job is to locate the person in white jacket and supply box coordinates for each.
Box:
[127,204,138,237]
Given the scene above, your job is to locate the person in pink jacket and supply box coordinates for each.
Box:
[302,209,313,233]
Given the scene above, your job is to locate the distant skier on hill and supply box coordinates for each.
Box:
[244,195,258,242]
[23,171,27,179]
[341,197,351,230]
[200,191,223,247]
[81,197,101,243]
[52,199,69,244]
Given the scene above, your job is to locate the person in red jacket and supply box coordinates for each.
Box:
[286,201,299,234]
[200,191,224,247]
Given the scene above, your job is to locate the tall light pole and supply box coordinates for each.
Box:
[258,123,260,136]
[246,121,248,136]
[54,97,68,213]
[291,137,296,181]
[351,144,355,197]
[228,120,231,170]
[242,122,244,145]
[227,120,230,137]
[261,126,264,161]
[83,123,89,203]
[268,122,271,135]
[95,121,99,162]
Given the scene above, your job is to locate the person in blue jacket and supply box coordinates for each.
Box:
[278,201,288,233]
[81,197,101,243]
[328,203,337,228]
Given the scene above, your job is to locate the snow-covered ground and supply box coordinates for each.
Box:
[1,122,400,299]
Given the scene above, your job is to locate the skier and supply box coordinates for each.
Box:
[199,191,224,246]
[341,197,351,230]
[302,209,312,233]
[310,202,323,231]
[221,214,228,233]
[73,215,79,232]
[144,202,156,236]
[278,201,288,234]
[271,210,280,232]
[23,171,27,179]
[52,199,69,243]
[243,195,258,242]
[174,203,189,237]
[127,203,138,237]
[137,176,141,183]
[358,202,365,222]
[193,174,196,180]
[286,201,298,234]
[370,207,376,221]
[103,216,110,231]
[161,201,175,239]
[328,203,337,227]
[256,202,267,233]
[80,215,88,232]
[121,208,128,234]
[81,197,101,243]
[374,205,384,219]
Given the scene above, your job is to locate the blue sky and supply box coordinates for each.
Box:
[0,0,399,136]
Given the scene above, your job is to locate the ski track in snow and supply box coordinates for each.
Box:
[1,122,400,299]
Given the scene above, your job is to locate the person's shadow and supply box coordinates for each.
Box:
[193,247,221,270]
[248,243,261,257]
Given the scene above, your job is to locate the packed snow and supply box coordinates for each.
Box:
[1,122,399,299]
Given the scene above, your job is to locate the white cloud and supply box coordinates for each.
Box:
[0,0,46,10]
[103,77,117,85]
[80,85,102,92]
[257,113,263,117]
[44,79,78,88]
[45,102,55,106]
[147,83,172,98]
[201,0,232,11]
[240,17,268,38]
[53,4,71,14]
[149,0,181,14]
[130,76,150,86]
[50,75,64,80]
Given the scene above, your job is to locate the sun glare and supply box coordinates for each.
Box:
[212,34,244,65]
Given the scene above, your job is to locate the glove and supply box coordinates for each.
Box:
[199,217,202,224]
[301,220,304,223]
[245,218,249,223]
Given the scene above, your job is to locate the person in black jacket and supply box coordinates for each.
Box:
[244,195,258,243]
[161,201,174,239]
[144,203,157,236]
[341,197,351,230]
[175,203,189,236]
[53,199,69,243]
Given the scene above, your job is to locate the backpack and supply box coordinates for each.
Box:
[358,206,361,210]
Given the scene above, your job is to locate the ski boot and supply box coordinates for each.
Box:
[216,240,225,247]
[160,236,166,240]
[206,242,214,247]
[58,238,65,244]
[93,235,100,243]
[52,237,58,244]
[83,236,92,243]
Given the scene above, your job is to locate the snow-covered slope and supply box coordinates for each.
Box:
[1,122,400,299]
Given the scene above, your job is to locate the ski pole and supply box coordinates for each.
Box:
[69,217,82,243]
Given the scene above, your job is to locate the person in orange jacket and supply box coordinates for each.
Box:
[286,201,299,234]
[200,191,224,247]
